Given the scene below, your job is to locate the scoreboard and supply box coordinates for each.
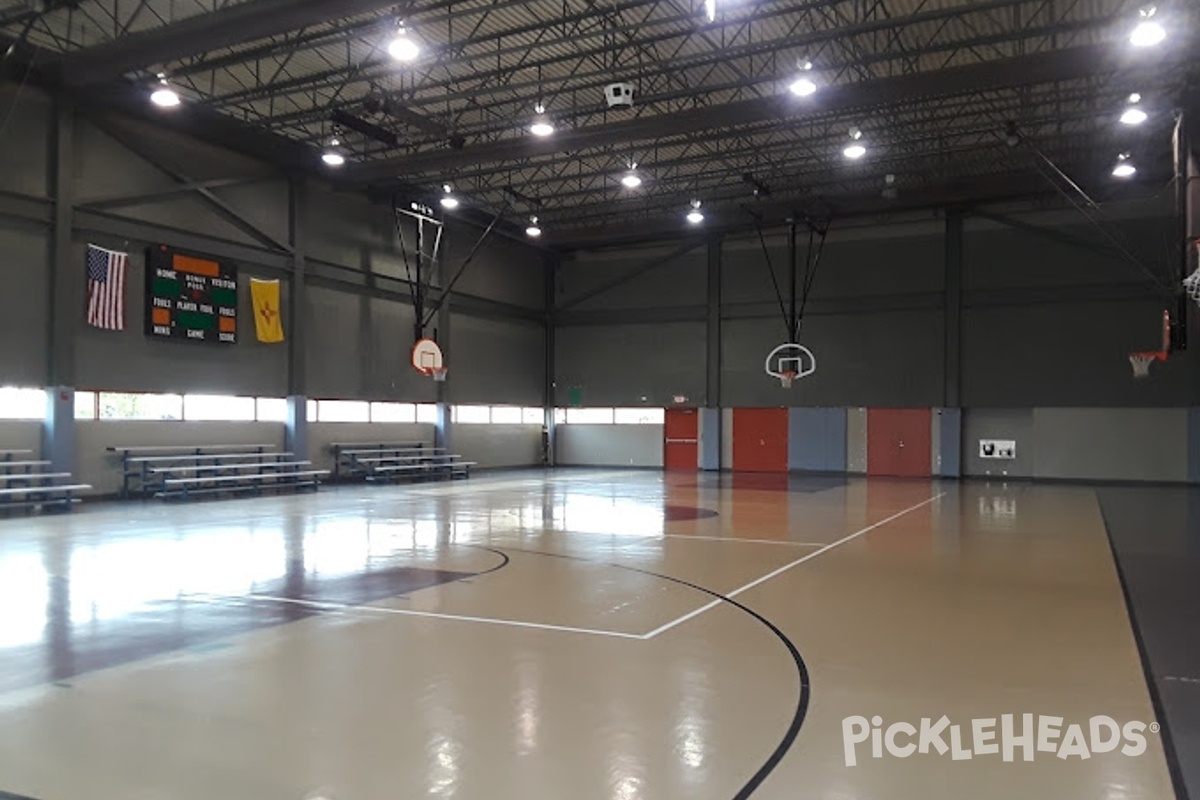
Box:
[145,245,238,344]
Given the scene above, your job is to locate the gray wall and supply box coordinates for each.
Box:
[0,84,547,407]
[554,206,1200,410]
[556,425,664,467]
[962,407,1189,483]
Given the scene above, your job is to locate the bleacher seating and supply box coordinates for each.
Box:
[0,455,91,513]
[108,444,328,500]
[330,442,474,483]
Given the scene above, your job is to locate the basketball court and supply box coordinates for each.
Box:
[0,471,1185,799]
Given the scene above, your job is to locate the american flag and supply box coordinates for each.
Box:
[85,244,127,330]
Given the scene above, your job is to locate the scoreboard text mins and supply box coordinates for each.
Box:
[145,246,238,344]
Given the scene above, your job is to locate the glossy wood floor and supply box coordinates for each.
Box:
[0,470,1176,800]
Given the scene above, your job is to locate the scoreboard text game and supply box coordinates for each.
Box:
[145,246,238,344]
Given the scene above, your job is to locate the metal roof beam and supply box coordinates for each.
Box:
[58,0,403,86]
[345,42,1194,183]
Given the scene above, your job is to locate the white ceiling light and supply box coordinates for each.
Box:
[388,25,421,62]
[150,74,180,107]
[843,126,866,160]
[789,60,817,97]
[526,216,542,237]
[1130,6,1165,47]
[1111,153,1136,178]
[686,200,704,225]
[1120,93,1148,125]
[621,163,642,188]
[530,104,554,137]
[440,183,460,209]
[322,137,345,166]
[704,0,716,22]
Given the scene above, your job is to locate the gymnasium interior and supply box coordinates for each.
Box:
[0,0,1198,798]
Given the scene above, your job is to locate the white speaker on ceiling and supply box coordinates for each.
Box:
[604,82,635,108]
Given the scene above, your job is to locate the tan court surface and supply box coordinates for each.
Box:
[0,470,1174,800]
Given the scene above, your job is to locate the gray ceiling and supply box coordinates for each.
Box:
[2,0,1198,247]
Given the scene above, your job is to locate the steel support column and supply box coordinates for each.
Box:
[43,99,77,475]
[285,177,308,461]
[944,210,964,407]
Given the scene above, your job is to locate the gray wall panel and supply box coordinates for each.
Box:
[450,315,545,405]
[556,424,663,466]
[304,285,434,401]
[846,407,867,473]
[455,425,541,467]
[789,407,847,471]
[558,243,706,310]
[0,220,50,385]
[555,322,705,406]
[0,85,49,198]
[444,219,545,310]
[962,300,1200,407]
[962,409,1034,478]
[721,311,943,408]
[1032,408,1188,482]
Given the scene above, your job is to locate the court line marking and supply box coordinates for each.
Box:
[640,492,947,639]
[183,591,644,640]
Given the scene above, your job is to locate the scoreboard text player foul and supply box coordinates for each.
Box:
[145,245,238,344]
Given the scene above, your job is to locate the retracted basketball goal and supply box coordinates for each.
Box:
[1131,240,1200,378]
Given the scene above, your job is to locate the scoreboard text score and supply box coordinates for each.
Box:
[145,246,238,344]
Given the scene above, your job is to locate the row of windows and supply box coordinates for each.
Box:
[0,388,664,425]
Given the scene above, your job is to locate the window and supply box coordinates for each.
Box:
[453,405,490,424]
[554,408,567,424]
[522,407,543,425]
[371,402,416,423]
[416,403,438,424]
[98,392,183,420]
[183,394,256,422]
[489,406,522,424]
[256,397,287,422]
[317,400,370,423]
[566,407,614,424]
[75,391,96,420]
[307,399,317,420]
[0,387,45,420]
[614,407,664,424]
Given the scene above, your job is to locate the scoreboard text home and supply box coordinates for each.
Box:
[145,245,238,344]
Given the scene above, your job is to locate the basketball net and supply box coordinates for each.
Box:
[779,371,797,389]
[431,367,448,382]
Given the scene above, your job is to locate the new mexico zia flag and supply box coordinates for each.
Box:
[250,278,284,343]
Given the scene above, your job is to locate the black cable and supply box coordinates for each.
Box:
[751,218,792,342]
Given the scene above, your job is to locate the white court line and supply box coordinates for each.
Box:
[639,492,947,639]
[184,591,643,640]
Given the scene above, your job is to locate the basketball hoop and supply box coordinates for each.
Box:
[431,366,448,382]
[764,343,816,388]
[1129,351,1164,378]
[411,337,444,376]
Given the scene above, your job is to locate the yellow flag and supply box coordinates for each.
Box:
[250,278,284,343]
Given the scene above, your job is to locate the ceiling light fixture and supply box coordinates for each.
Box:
[621,163,642,188]
[388,24,420,62]
[686,200,704,225]
[440,183,460,209]
[526,216,542,237]
[704,0,716,22]
[843,127,866,160]
[1130,6,1165,47]
[789,60,817,97]
[530,104,555,137]
[150,73,180,107]
[321,137,345,166]
[1119,93,1148,125]
[1111,153,1137,178]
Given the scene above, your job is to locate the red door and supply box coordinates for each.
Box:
[664,408,698,471]
[867,409,931,477]
[732,408,789,473]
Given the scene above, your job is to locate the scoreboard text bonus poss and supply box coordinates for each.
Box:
[145,246,238,344]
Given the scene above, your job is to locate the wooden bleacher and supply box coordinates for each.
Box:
[0,455,91,513]
[107,444,327,499]
[330,442,474,483]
